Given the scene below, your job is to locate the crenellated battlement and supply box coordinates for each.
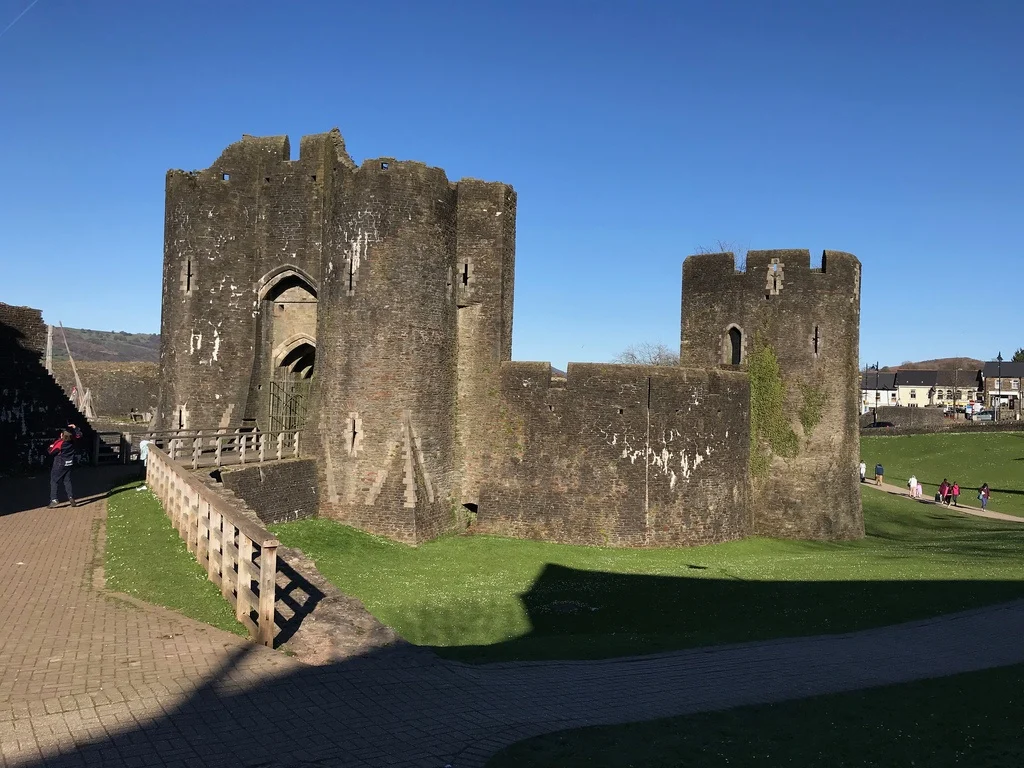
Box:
[683,249,861,297]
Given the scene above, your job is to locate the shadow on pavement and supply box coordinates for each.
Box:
[0,464,142,517]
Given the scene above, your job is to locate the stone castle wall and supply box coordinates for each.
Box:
[51,361,158,421]
[158,129,863,547]
[219,459,318,526]
[0,303,93,473]
[479,363,751,547]
[681,250,863,540]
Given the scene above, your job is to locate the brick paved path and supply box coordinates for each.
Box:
[2,469,1024,768]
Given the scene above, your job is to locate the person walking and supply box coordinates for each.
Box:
[939,479,948,504]
[951,481,960,507]
[874,463,884,486]
[907,474,918,497]
[47,423,81,508]
[979,483,990,510]
[859,460,866,483]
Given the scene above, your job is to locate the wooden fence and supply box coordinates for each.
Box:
[142,428,301,470]
[146,444,278,646]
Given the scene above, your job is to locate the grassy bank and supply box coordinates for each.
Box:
[486,662,1024,767]
[105,482,245,635]
[862,431,1024,516]
[272,489,1024,662]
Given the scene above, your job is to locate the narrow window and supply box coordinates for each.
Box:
[185,258,193,293]
[462,260,470,287]
[813,325,820,356]
[728,327,742,365]
[349,418,359,455]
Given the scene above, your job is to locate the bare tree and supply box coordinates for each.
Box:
[695,240,749,271]
[612,342,679,366]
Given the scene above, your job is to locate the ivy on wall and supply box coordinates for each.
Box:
[798,382,827,436]
[748,339,798,478]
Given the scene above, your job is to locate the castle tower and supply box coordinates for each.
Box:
[157,131,347,432]
[680,249,863,540]
[310,159,462,543]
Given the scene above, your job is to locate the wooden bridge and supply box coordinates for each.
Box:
[140,428,303,469]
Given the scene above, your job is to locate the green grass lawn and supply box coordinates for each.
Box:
[271,488,1024,662]
[486,662,1024,768]
[105,482,245,635]
[862,431,1024,516]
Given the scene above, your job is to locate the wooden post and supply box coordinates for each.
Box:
[192,431,202,470]
[293,430,300,458]
[220,523,234,600]
[257,543,277,647]
[215,437,223,467]
[239,432,247,465]
[276,432,284,461]
[208,508,221,581]
[258,432,266,464]
[236,536,253,622]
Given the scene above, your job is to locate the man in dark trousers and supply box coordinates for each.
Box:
[48,423,82,508]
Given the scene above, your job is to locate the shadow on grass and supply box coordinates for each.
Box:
[17,569,1024,768]
[431,566,1024,663]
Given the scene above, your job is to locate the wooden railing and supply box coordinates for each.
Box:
[142,428,301,469]
[146,444,278,646]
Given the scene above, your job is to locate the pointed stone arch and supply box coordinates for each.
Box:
[256,264,319,301]
[272,333,317,369]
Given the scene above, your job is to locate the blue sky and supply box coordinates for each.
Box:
[1,0,1020,369]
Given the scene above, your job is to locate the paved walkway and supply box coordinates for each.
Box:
[2,469,1024,768]
[863,477,1024,523]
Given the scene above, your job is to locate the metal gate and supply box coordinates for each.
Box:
[268,380,309,432]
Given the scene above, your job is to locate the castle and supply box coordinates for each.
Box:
[157,129,863,546]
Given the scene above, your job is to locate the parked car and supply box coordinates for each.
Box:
[864,421,895,429]
[974,410,994,422]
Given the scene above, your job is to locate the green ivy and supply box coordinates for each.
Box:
[748,340,798,478]
[799,382,827,436]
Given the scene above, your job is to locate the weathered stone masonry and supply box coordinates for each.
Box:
[158,129,862,546]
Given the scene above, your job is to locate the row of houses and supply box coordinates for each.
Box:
[860,362,1024,412]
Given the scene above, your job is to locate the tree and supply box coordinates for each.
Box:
[612,342,679,366]
[1012,348,1024,363]
[695,240,749,271]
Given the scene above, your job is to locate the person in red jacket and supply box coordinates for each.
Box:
[48,423,81,508]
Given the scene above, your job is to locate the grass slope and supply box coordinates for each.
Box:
[862,431,1024,516]
[486,662,1024,768]
[105,482,245,635]
[272,490,1024,662]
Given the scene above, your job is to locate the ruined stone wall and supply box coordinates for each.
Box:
[478,362,750,547]
[219,459,318,525]
[51,361,158,420]
[0,303,92,472]
[680,250,863,540]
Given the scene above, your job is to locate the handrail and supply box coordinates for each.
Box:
[145,444,278,646]
[143,427,302,468]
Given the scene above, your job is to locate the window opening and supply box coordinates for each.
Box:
[813,325,820,355]
[462,261,470,287]
[727,327,742,365]
[349,418,359,455]
[185,259,193,293]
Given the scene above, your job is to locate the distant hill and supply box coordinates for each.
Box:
[880,357,982,372]
[51,327,160,363]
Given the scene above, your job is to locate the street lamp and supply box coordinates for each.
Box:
[997,352,1003,422]
[869,361,880,423]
